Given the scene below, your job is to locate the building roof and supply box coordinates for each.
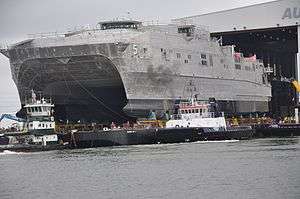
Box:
[173,0,299,33]
[176,0,283,20]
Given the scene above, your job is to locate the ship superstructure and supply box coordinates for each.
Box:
[166,97,227,130]
[1,20,271,122]
[24,90,55,134]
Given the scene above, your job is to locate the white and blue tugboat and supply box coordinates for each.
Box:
[0,90,65,152]
[24,90,58,146]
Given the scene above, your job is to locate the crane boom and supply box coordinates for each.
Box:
[0,114,25,123]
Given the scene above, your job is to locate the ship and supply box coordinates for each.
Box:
[0,20,271,122]
[166,97,227,130]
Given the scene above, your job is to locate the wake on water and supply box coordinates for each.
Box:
[0,150,23,155]
[195,140,240,144]
[127,140,240,149]
[0,140,240,155]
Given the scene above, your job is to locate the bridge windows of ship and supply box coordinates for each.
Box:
[200,53,206,59]
[176,53,181,59]
[178,25,195,37]
[180,108,204,115]
[201,60,207,66]
[184,60,189,64]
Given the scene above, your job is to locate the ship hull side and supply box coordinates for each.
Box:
[13,56,271,121]
[121,71,271,117]
[8,42,271,121]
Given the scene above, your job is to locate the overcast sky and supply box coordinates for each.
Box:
[0,0,274,113]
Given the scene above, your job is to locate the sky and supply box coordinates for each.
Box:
[0,0,275,115]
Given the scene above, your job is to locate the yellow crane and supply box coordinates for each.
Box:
[286,79,300,123]
[291,80,300,93]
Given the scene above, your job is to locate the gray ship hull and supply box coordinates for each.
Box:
[2,21,271,122]
[12,53,268,121]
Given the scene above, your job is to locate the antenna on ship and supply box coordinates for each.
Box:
[31,89,36,103]
[126,11,132,20]
[217,36,223,46]
[37,91,42,101]
[186,74,197,104]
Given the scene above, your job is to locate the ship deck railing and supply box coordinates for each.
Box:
[25,20,210,40]
[170,112,224,120]
[0,44,8,49]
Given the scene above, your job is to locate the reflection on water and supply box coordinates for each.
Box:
[1,137,300,199]
[258,137,300,146]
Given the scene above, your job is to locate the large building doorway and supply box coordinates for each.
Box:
[211,25,298,118]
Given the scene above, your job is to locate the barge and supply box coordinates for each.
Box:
[63,127,254,149]
[254,123,300,137]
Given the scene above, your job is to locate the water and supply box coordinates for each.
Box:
[0,138,299,199]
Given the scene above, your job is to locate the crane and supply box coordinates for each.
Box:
[281,78,300,123]
[0,114,25,123]
[291,80,300,93]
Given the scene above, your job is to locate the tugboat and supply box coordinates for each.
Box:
[166,79,227,130]
[0,90,66,152]
[166,97,226,131]
[162,78,254,140]
[24,90,58,146]
[164,94,256,140]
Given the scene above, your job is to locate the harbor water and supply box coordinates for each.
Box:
[0,137,300,199]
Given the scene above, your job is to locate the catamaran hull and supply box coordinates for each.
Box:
[2,27,271,122]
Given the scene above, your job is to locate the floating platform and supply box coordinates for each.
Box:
[63,127,254,149]
[254,123,300,138]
